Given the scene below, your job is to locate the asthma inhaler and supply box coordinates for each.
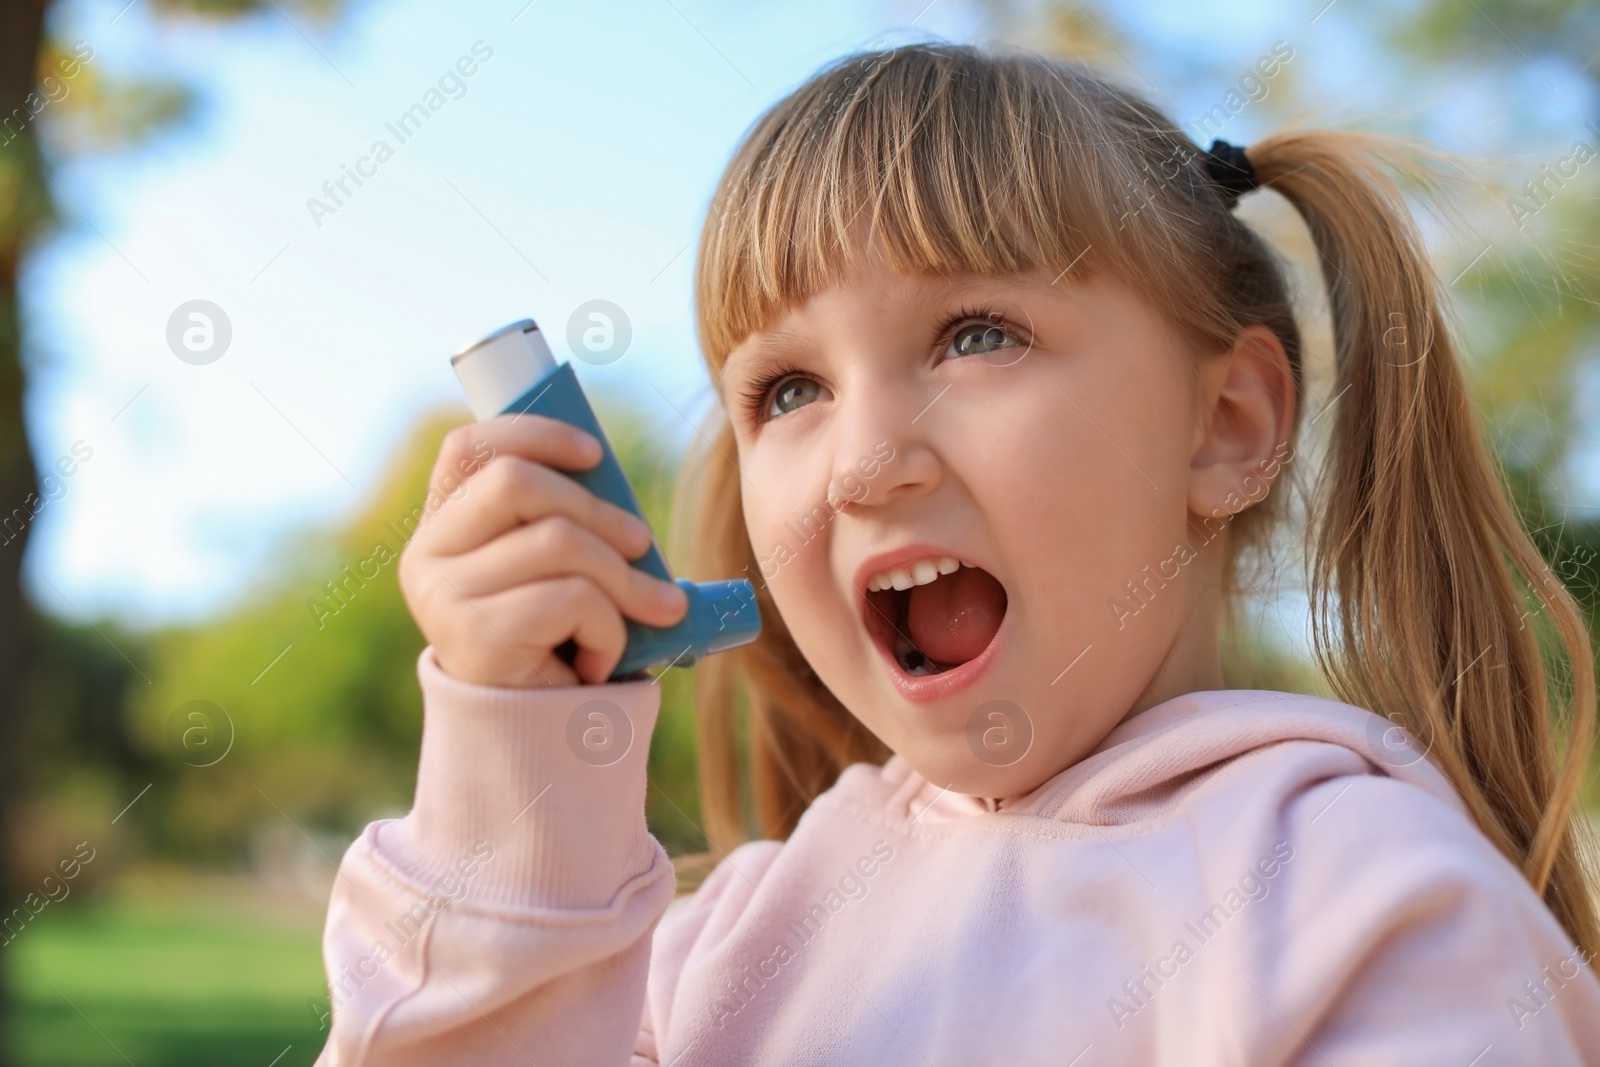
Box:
[450,318,761,681]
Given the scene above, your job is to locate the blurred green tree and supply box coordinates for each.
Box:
[117,394,707,862]
[0,1,347,1057]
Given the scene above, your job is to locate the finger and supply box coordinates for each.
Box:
[415,455,655,560]
[420,571,580,688]
[400,554,571,687]
[437,516,688,627]
[475,575,631,686]
[422,416,603,522]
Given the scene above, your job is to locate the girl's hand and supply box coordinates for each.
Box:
[399,415,690,687]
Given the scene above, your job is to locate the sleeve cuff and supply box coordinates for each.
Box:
[375,645,671,911]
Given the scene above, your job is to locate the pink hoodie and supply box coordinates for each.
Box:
[313,647,1600,1065]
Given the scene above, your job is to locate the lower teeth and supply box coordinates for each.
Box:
[894,633,942,676]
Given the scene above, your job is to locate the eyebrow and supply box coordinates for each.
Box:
[724,325,812,380]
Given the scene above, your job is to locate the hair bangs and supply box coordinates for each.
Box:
[694,45,1207,378]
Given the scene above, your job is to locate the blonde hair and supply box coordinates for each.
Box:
[670,42,1599,954]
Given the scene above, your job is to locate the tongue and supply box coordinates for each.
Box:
[906,566,1006,667]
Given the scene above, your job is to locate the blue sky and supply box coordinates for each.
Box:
[18,0,1596,630]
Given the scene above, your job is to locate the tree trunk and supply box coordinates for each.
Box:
[0,1,51,1061]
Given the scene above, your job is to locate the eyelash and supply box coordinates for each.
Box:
[737,304,1028,425]
[737,360,808,425]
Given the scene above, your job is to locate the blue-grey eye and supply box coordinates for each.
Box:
[771,376,825,417]
[951,322,1016,357]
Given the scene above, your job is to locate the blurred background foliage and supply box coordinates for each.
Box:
[7,390,706,1065]
[3,0,1599,1063]
[17,393,707,863]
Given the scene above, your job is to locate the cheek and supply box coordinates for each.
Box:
[960,349,1198,635]
[742,446,829,562]
[740,443,845,625]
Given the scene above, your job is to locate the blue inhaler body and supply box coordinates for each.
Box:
[451,318,761,681]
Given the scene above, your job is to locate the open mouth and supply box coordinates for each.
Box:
[862,559,1008,679]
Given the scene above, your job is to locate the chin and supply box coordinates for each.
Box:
[898,734,1055,800]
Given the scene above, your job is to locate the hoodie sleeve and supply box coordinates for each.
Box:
[1270,772,1600,1066]
[312,646,680,1067]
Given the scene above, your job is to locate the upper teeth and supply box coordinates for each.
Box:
[866,555,963,592]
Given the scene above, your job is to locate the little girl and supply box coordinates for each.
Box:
[314,43,1600,1064]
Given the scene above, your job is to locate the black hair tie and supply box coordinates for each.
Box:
[1203,138,1259,210]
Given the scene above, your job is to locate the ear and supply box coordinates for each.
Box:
[1188,324,1295,520]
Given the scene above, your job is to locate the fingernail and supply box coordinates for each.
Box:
[625,516,652,544]
[660,581,685,607]
[572,430,601,457]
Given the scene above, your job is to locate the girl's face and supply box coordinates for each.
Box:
[723,249,1291,799]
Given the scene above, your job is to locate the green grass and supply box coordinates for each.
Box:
[6,874,329,1067]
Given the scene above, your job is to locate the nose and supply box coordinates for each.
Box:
[825,378,942,513]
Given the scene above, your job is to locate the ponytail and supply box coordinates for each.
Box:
[1251,129,1599,954]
